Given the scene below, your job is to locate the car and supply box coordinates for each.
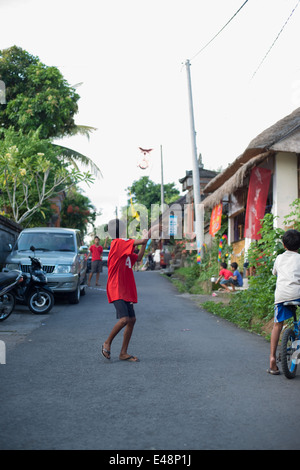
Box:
[102,249,109,266]
[5,227,88,304]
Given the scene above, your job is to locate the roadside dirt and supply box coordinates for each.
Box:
[177,291,232,305]
[177,291,273,338]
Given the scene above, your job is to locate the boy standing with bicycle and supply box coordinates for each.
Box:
[268,229,300,375]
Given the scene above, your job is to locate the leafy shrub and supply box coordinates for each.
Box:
[204,203,300,332]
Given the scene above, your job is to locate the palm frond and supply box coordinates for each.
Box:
[68,124,97,140]
[52,143,103,178]
[72,82,84,89]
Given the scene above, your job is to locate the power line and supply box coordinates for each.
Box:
[252,0,300,79]
[190,0,249,61]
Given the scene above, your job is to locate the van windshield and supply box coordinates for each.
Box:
[16,232,76,252]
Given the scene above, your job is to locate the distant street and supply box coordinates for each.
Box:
[1,268,300,451]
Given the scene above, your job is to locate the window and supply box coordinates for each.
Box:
[233,211,245,242]
[17,232,75,252]
[229,188,247,242]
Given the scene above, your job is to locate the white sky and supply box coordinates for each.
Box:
[1,0,300,227]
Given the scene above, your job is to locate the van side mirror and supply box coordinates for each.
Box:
[8,244,12,251]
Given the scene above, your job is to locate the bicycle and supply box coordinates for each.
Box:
[280,301,300,379]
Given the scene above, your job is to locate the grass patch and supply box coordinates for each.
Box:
[169,266,208,294]
[202,278,276,337]
[168,267,277,338]
[202,298,261,334]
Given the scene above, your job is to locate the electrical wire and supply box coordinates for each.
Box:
[251,0,300,79]
[190,0,249,62]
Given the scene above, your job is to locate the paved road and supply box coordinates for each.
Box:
[1,268,300,450]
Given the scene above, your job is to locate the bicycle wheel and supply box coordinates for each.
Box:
[281,328,298,379]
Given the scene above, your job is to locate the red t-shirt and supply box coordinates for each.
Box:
[106,238,138,303]
[89,244,103,261]
[219,268,232,280]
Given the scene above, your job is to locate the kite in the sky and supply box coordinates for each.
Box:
[139,147,153,155]
[137,147,153,169]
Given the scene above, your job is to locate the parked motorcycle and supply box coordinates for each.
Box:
[0,270,23,322]
[11,247,54,314]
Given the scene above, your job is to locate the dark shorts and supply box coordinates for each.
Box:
[113,300,136,319]
[220,278,239,286]
[91,260,103,273]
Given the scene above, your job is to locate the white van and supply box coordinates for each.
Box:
[6,227,88,304]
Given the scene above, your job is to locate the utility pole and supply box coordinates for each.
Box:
[160,144,166,244]
[185,59,204,255]
[160,145,165,208]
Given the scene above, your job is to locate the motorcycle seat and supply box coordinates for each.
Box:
[0,271,20,287]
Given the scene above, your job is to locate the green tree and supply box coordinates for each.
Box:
[60,188,100,236]
[128,176,180,208]
[124,176,180,235]
[0,46,79,139]
[0,128,94,225]
[0,46,100,176]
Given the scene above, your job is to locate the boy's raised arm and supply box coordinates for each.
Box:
[136,242,147,262]
[132,224,160,246]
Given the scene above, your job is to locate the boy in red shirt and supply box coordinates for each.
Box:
[102,218,156,362]
[215,262,233,291]
[87,236,103,286]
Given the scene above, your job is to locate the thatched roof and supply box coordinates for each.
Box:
[203,107,300,196]
[203,151,272,209]
[246,107,300,155]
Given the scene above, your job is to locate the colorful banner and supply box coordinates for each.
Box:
[218,234,228,261]
[209,203,222,236]
[197,243,207,264]
[244,167,271,240]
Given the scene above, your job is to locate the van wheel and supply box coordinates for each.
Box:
[69,281,80,304]
[80,274,87,296]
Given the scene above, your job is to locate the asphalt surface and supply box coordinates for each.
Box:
[1,268,300,451]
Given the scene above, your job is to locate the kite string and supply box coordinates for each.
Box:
[251,0,300,79]
[190,0,249,62]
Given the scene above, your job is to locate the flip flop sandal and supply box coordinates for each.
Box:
[101,345,111,360]
[120,355,140,362]
[267,368,280,375]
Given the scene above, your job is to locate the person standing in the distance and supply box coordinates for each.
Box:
[102,218,158,362]
[87,235,103,287]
